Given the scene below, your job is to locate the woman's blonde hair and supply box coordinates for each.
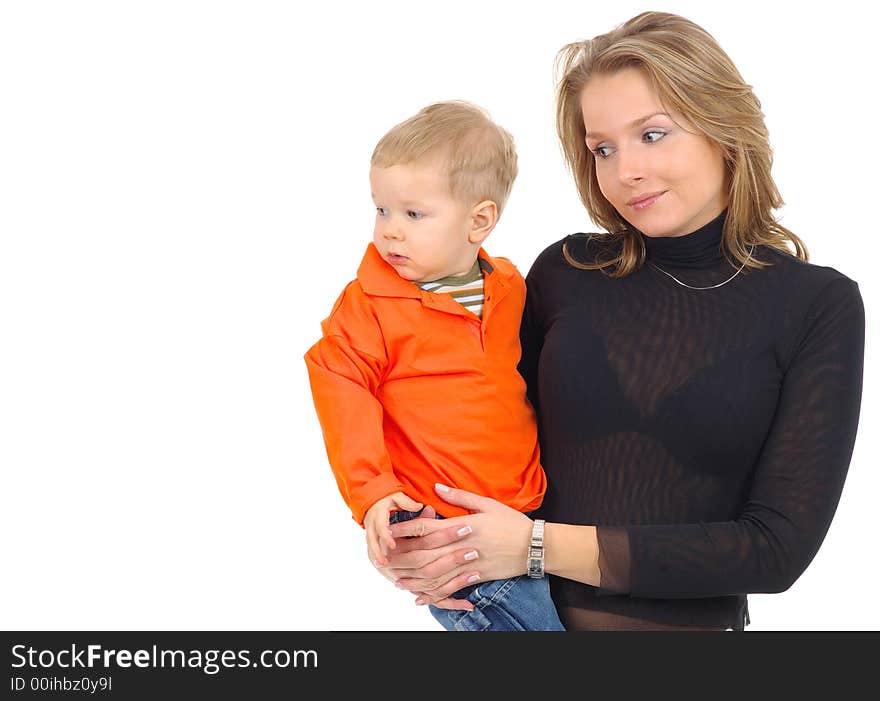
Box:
[556,11,808,275]
[371,100,518,215]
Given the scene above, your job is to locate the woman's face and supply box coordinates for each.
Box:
[580,68,728,238]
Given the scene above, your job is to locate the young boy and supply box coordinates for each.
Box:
[304,101,563,631]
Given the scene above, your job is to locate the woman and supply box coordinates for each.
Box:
[379,11,865,630]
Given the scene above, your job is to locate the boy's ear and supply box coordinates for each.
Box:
[468,200,498,245]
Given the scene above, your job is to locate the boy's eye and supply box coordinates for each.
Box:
[406,210,424,220]
[375,206,388,216]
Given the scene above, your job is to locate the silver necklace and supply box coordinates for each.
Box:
[649,245,755,290]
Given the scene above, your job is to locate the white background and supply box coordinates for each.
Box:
[1,0,877,631]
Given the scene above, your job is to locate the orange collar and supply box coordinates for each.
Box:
[356,243,510,299]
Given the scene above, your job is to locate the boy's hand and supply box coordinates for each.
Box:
[364,492,423,567]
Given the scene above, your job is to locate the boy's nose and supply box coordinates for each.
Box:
[383,229,403,240]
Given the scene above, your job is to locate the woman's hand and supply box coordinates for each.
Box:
[368,504,477,611]
[384,483,533,609]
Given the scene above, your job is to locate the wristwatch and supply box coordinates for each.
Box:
[527,519,545,578]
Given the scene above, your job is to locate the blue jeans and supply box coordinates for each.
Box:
[389,508,565,631]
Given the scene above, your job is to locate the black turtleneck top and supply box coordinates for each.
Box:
[521,211,864,630]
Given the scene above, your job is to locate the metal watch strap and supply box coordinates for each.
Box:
[527,519,545,579]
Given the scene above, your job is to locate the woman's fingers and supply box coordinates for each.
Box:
[392,547,480,592]
[388,514,449,540]
[414,570,483,606]
[389,516,471,544]
[374,563,398,584]
[423,595,474,612]
[385,539,467,571]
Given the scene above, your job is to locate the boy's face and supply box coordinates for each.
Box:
[370,161,479,283]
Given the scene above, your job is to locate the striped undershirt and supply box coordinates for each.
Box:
[417,259,485,318]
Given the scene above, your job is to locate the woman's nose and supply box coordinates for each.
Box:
[616,145,646,184]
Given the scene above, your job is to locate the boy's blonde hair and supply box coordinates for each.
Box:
[371,101,518,215]
[555,11,808,277]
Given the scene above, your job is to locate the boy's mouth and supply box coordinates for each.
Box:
[387,253,409,265]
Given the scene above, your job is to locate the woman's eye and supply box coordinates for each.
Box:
[644,130,666,143]
[593,145,613,158]
[407,210,424,220]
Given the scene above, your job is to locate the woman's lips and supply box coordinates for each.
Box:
[629,191,666,210]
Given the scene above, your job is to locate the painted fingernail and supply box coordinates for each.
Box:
[464,550,479,561]
[435,483,451,493]
[467,574,481,584]
[415,597,426,605]
[395,581,405,589]
[457,526,472,537]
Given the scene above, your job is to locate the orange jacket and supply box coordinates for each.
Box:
[304,243,545,525]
